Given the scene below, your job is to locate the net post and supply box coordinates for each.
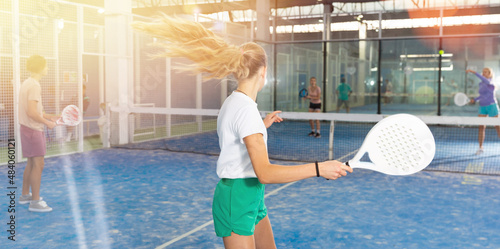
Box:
[328,120,334,160]
[103,103,110,148]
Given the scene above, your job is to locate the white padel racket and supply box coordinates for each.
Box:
[346,114,435,175]
[454,92,470,106]
[56,105,82,126]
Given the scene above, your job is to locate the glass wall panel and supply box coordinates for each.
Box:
[271,36,499,116]
[440,36,500,116]
[326,40,378,113]
[256,42,274,111]
[274,42,323,112]
[379,38,440,115]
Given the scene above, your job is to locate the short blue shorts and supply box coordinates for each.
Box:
[479,103,499,117]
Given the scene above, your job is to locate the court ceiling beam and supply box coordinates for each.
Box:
[238,5,500,27]
[132,0,385,16]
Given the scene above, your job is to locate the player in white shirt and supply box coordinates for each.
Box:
[132,16,352,249]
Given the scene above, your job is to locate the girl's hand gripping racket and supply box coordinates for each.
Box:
[454,92,470,106]
[299,88,308,98]
[346,114,435,175]
[56,105,82,126]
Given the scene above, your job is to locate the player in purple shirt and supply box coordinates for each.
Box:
[466,67,500,155]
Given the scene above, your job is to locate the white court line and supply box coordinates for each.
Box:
[155,152,356,248]
[155,220,214,249]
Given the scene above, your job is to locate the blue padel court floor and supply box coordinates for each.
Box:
[1,148,500,249]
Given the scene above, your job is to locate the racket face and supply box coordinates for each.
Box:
[299,88,308,97]
[454,92,469,106]
[350,114,435,175]
[62,105,82,126]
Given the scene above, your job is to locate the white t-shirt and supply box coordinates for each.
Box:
[19,77,44,131]
[216,91,267,179]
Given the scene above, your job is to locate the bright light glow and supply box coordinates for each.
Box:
[371,65,453,72]
[400,53,453,58]
[331,21,359,32]
[63,165,88,248]
[97,8,105,14]
[275,24,323,33]
[204,9,254,22]
[275,14,500,33]
[57,19,65,30]
[413,64,454,71]
[83,159,111,249]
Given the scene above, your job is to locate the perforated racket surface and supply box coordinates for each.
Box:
[56,105,82,126]
[347,114,435,175]
[299,88,308,98]
[454,92,469,106]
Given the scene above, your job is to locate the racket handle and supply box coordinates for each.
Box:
[325,161,351,181]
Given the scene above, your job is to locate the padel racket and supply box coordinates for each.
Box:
[56,105,82,126]
[346,114,435,175]
[454,92,470,106]
[299,88,308,98]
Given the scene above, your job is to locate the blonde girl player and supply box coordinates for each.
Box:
[466,68,500,155]
[18,55,58,212]
[304,77,322,138]
[132,16,352,248]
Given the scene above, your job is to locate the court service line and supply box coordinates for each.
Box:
[155,220,214,249]
[155,152,357,248]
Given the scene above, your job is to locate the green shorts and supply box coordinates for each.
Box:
[212,178,267,237]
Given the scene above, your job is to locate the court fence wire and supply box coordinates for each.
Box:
[107,106,500,176]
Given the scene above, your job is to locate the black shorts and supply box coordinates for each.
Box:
[309,103,322,110]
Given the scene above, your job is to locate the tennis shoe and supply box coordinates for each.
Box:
[308,131,316,136]
[29,200,53,212]
[19,193,43,204]
[315,132,321,138]
[475,148,484,155]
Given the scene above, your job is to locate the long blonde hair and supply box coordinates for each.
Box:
[131,15,267,81]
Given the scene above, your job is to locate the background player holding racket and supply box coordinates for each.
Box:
[466,68,500,155]
[18,55,59,212]
[303,77,322,138]
[132,16,352,248]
